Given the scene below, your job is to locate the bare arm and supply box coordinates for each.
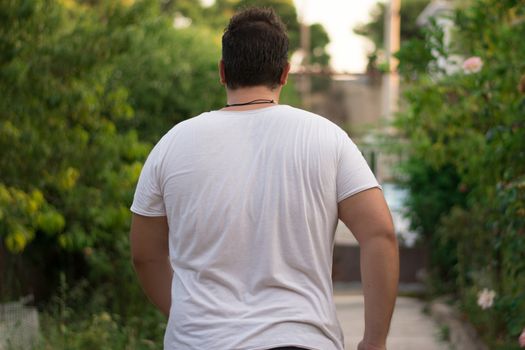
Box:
[338,188,399,350]
[129,213,172,317]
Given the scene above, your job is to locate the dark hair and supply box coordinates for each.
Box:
[221,7,289,90]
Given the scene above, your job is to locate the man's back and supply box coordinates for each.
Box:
[131,105,380,349]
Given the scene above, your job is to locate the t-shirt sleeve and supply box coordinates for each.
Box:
[336,131,381,203]
[130,142,166,217]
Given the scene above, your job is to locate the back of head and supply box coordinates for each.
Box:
[222,7,289,90]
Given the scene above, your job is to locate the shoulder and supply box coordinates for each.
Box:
[281,106,350,144]
[167,112,210,134]
[278,105,345,130]
[159,112,211,141]
[146,112,209,158]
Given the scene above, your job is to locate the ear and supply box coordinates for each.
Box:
[219,60,226,86]
[280,62,291,86]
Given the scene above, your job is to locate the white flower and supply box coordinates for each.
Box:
[463,56,483,74]
[477,288,496,309]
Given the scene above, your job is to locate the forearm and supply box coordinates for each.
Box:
[360,234,399,348]
[133,257,173,317]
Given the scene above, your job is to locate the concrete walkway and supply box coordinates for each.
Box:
[334,293,450,350]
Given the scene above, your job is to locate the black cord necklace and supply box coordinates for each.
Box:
[225,99,275,107]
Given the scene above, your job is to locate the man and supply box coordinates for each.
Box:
[130,7,398,350]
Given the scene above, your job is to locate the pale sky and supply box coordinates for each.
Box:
[293,0,381,73]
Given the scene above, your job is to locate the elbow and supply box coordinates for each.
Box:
[131,254,147,270]
[132,254,168,266]
[379,229,398,248]
[131,251,169,268]
[381,227,398,246]
[358,226,398,248]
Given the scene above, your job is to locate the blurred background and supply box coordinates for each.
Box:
[0,0,524,349]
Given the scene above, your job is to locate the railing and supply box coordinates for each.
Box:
[0,296,39,350]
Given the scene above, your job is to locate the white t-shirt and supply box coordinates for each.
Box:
[130,104,380,350]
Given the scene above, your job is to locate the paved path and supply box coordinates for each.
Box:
[334,293,450,350]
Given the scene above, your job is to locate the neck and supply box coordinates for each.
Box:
[223,85,281,111]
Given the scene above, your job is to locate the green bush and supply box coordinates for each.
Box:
[0,0,224,309]
[1,0,304,346]
[36,274,166,349]
[394,0,525,347]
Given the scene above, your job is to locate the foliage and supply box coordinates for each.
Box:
[0,0,224,303]
[36,274,166,349]
[0,0,304,346]
[353,0,431,71]
[308,23,330,67]
[394,19,437,80]
[397,161,466,293]
[394,0,525,347]
[354,0,430,47]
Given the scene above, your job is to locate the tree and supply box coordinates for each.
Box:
[0,0,224,305]
[394,0,525,347]
[353,0,430,71]
[0,0,303,346]
[309,23,330,68]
